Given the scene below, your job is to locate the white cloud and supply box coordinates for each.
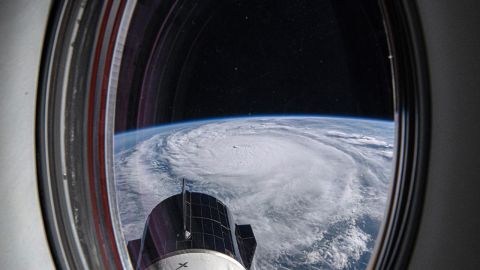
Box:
[114,117,394,269]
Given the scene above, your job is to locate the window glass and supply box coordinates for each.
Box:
[113,0,394,269]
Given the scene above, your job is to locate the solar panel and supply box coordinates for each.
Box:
[128,191,255,270]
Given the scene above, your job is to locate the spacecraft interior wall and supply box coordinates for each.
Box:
[0,0,55,269]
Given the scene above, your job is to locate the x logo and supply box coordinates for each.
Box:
[176,262,188,269]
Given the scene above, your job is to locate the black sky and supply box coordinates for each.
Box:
[115,0,393,132]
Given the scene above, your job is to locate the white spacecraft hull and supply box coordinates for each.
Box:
[145,249,246,270]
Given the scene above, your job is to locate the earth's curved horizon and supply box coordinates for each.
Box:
[114,115,395,269]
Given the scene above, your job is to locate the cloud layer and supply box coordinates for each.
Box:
[114,116,394,269]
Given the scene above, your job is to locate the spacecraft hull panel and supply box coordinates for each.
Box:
[145,250,245,270]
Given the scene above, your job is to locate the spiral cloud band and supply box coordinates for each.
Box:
[114,116,394,269]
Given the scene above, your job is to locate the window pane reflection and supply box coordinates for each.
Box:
[112,0,394,269]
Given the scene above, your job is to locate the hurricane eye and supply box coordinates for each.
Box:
[112,1,395,269]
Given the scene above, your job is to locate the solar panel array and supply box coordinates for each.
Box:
[128,191,256,270]
[176,192,235,256]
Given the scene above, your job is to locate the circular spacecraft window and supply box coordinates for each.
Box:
[37,0,428,269]
[113,1,395,269]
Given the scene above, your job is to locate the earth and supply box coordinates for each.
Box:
[114,116,394,270]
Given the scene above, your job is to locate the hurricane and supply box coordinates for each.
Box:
[114,116,395,269]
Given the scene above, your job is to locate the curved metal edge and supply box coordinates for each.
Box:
[36,0,129,269]
[369,0,431,269]
[85,0,126,268]
[105,1,138,269]
[36,1,81,269]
